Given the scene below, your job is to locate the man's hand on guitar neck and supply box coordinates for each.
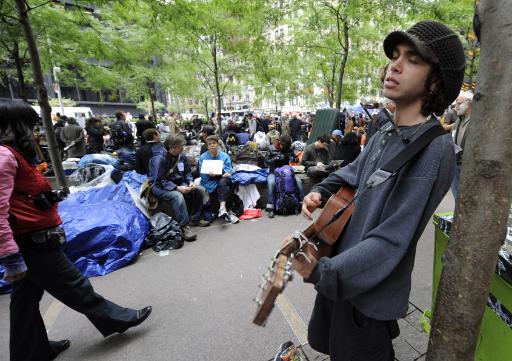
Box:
[302,192,322,220]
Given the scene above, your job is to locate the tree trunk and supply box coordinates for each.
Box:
[12,41,27,102]
[148,88,156,117]
[427,1,512,360]
[335,22,349,110]
[211,37,223,138]
[329,58,336,108]
[15,0,68,192]
[204,95,209,122]
[274,88,278,114]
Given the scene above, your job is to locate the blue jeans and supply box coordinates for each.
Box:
[158,188,202,226]
[266,173,305,210]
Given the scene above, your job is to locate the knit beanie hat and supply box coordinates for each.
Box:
[383,20,466,106]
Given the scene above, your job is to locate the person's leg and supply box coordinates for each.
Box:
[216,177,232,216]
[18,242,149,338]
[159,190,190,226]
[185,188,204,223]
[294,175,305,201]
[10,278,53,361]
[266,173,276,211]
[328,301,395,361]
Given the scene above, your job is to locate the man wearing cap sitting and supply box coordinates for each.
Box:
[328,129,344,161]
[295,21,464,361]
[148,135,210,242]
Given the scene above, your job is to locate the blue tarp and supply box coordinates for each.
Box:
[231,168,269,185]
[59,171,149,277]
[78,153,120,168]
[0,267,11,294]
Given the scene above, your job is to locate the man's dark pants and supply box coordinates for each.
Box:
[308,294,397,361]
[157,188,203,226]
[10,239,141,361]
[212,177,232,203]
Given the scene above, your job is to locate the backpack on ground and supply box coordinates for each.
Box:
[274,165,300,215]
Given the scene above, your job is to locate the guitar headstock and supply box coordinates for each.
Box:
[252,254,293,326]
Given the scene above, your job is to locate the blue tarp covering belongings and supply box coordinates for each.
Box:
[59,171,149,277]
[231,165,269,185]
[78,153,120,168]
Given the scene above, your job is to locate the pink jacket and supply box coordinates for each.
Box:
[0,146,19,258]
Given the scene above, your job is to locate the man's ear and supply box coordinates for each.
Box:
[430,77,441,93]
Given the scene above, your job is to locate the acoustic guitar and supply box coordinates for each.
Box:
[253,186,356,326]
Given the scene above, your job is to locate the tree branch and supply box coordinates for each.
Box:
[24,0,52,13]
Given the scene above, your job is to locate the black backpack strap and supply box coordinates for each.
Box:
[366,123,446,188]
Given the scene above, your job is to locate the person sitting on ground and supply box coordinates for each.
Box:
[199,125,226,154]
[328,129,344,161]
[85,117,105,154]
[135,128,164,175]
[264,135,305,218]
[198,135,238,223]
[60,117,86,159]
[135,114,156,145]
[301,135,334,178]
[149,135,210,242]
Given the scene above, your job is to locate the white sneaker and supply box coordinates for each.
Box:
[218,207,228,221]
[227,211,240,224]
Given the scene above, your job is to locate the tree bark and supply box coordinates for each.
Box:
[204,95,209,122]
[14,0,68,192]
[335,22,349,110]
[211,36,223,138]
[427,1,512,360]
[12,41,28,102]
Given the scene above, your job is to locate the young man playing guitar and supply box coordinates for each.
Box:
[296,21,466,360]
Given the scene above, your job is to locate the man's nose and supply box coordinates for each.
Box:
[389,56,403,73]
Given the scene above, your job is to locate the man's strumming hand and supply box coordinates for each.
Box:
[302,192,322,220]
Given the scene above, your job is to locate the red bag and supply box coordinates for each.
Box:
[239,208,263,220]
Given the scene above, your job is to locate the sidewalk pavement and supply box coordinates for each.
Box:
[297,300,429,361]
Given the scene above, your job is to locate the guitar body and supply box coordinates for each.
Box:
[253,186,356,326]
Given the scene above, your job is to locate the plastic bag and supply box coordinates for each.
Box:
[239,208,262,220]
[145,212,184,252]
[69,164,115,193]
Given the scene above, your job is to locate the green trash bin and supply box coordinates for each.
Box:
[432,212,512,361]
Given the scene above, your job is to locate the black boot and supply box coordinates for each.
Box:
[267,209,275,218]
[49,339,70,360]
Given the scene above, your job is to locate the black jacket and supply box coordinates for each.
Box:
[135,142,164,175]
[264,149,295,171]
[339,133,361,167]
